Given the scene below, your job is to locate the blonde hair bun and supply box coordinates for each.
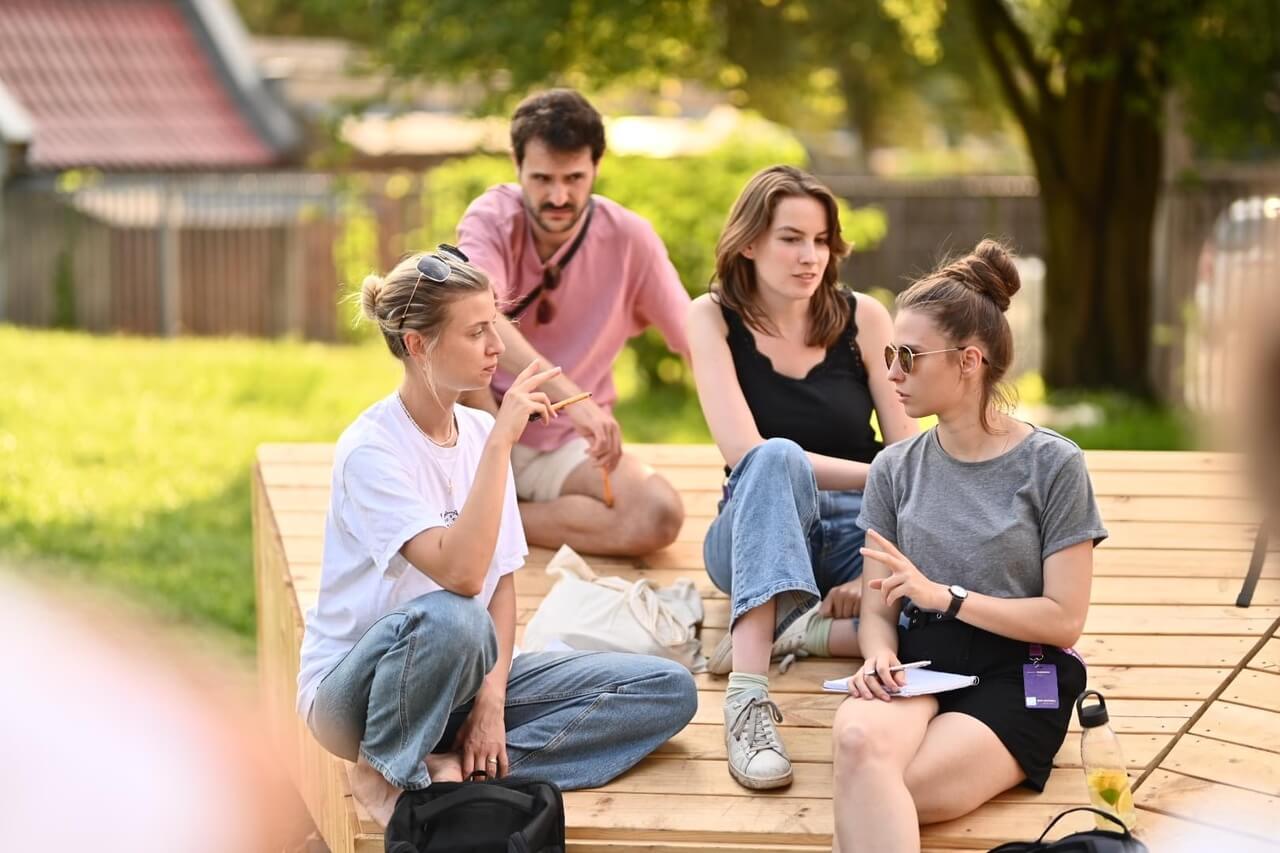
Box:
[360,273,385,324]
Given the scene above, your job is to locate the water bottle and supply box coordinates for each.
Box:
[1076,690,1137,830]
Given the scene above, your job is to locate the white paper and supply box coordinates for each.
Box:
[822,668,979,697]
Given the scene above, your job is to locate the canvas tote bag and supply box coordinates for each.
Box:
[522,546,707,672]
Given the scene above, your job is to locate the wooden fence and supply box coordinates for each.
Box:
[1,170,1274,409]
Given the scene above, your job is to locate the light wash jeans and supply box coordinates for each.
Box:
[704,438,866,631]
[308,590,698,791]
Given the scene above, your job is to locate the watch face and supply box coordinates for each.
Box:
[950,584,968,599]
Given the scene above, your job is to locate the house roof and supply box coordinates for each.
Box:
[0,0,297,172]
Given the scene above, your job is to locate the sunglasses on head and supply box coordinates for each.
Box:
[884,344,986,374]
[398,243,469,330]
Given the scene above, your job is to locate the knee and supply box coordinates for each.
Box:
[403,591,496,666]
[620,489,684,553]
[748,438,814,487]
[833,716,896,776]
[640,659,698,733]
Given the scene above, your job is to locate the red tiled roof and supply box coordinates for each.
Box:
[0,0,279,171]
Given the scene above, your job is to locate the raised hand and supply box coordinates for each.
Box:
[861,529,948,612]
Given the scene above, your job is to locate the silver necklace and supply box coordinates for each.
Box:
[397,393,460,500]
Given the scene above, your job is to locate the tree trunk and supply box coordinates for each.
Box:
[1036,92,1163,395]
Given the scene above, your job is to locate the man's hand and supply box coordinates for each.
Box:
[819,579,862,619]
[565,398,622,473]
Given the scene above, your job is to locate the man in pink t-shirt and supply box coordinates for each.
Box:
[457,89,691,556]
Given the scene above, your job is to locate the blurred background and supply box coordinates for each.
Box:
[0,0,1277,723]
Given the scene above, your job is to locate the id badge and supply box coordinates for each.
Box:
[1023,664,1059,709]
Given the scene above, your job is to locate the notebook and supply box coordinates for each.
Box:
[822,668,979,697]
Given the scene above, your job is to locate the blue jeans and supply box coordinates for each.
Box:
[308,590,697,790]
[704,438,867,631]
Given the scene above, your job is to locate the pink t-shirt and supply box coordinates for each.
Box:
[457,184,691,452]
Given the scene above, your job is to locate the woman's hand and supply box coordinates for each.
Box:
[454,692,508,779]
[491,360,560,449]
[861,529,948,612]
[819,579,862,619]
[847,648,907,701]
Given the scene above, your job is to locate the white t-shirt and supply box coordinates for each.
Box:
[295,395,527,719]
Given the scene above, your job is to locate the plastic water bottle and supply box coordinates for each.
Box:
[1076,690,1137,830]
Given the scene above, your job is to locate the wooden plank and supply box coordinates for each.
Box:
[654,722,1165,769]
[689,690,1192,734]
[1161,735,1280,797]
[1248,638,1280,674]
[1136,770,1280,847]
[1190,702,1280,754]
[1088,577,1279,606]
[1221,669,1280,713]
[593,756,1093,804]
[1082,605,1280,636]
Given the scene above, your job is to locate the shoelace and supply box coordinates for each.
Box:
[729,697,785,758]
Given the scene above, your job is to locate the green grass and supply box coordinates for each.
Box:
[0,326,1198,649]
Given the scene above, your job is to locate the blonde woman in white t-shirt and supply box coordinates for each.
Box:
[296,246,697,827]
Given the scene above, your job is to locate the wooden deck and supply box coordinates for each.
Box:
[254,444,1280,852]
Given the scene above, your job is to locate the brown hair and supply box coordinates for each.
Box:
[712,165,853,348]
[897,239,1021,431]
[511,89,606,165]
[360,252,491,360]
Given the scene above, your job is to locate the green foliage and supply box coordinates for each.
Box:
[0,327,399,642]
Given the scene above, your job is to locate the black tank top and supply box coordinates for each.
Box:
[721,293,883,465]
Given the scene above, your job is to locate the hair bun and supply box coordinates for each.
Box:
[360,273,385,323]
[966,239,1021,313]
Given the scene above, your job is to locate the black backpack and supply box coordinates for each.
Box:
[384,778,566,853]
[989,807,1148,853]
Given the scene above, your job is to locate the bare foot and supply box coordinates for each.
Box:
[425,751,463,783]
[348,754,401,829]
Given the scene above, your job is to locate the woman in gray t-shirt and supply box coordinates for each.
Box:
[832,240,1107,852]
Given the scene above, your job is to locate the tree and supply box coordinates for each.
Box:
[241,0,1280,393]
[958,0,1279,392]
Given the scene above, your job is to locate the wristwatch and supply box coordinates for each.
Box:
[944,584,968,618]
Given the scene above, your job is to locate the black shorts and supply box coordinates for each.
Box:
[898,618,1087,791]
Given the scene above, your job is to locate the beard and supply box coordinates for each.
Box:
[523,190,592,235]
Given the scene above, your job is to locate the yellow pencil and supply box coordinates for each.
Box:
[602,469,615,508]
[528,391,593,422]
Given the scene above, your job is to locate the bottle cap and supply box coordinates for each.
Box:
[1076,689,1110,728]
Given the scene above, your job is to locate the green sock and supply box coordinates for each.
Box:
[803,614,835,658]
[726,671,770,703]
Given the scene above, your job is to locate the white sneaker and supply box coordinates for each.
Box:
[724,694,792,789]
[707,599,820,675]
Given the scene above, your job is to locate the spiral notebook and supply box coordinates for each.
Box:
[822,668,978,697]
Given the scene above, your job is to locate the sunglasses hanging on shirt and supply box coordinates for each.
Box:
[505,200,595,325]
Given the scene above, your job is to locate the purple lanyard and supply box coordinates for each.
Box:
[1032,643,1087,668]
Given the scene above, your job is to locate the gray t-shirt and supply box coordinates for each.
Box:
[857,426,1108,600]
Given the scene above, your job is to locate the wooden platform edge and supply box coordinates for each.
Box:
[254,461,380,853]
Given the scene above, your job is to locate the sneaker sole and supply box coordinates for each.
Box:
[727,761,793,790]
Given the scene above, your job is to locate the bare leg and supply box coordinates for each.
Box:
[730,598,776,675]
[832,695,937,853]
[518,453,684,556]
[904,713,1024,824]
[827,619,860,658]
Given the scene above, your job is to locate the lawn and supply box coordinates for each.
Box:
[0,326,1197,650]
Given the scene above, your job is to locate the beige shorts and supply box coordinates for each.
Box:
[509,436,592,502]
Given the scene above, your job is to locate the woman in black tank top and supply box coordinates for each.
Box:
[687,166,916,790]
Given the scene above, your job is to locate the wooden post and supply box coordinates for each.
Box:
[158,182,182,336]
